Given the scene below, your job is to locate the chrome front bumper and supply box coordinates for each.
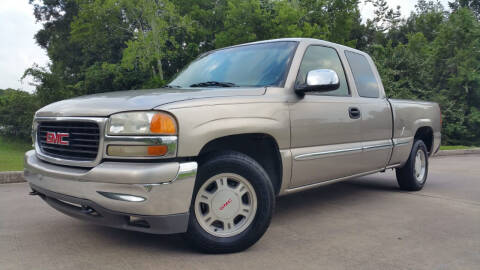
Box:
[24,150,197,234]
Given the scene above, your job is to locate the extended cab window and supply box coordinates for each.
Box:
[296,46,349,96]
[344,51,380,98]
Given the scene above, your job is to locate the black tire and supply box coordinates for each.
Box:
[396,140,429,191]
[185,151,275,253]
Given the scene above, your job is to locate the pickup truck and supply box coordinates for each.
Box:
[24,38,441,253]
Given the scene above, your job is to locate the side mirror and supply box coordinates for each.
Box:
[295,69,340,95]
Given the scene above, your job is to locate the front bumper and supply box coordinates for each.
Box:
[24,150,197,234]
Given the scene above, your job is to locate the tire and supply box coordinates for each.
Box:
[396,140,429,191]
[185,151,275,253]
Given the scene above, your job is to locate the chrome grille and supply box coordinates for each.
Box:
[37,121,100,161]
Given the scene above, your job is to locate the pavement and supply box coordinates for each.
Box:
[1,155,479,270]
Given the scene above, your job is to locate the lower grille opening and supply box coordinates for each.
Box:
[55,198,102,217]
[57,198,83,208]
[128,216,150,228]
[81,206,101,217]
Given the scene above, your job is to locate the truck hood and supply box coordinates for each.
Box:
[35,87,266,117]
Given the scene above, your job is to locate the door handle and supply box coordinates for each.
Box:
[349,107,361,119]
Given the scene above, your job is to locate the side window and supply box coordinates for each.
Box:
[344,51,380,98]
[296,46,349,96]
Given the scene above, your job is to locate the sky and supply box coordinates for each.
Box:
[0,0,452,93]
[0,1,49,92]
[359,0,450,21]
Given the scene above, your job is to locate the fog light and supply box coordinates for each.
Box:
[97,191,146,202]
[107,145,168,157]
[129,216,150,228]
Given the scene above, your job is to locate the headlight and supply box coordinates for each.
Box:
[105,111,178,159]
[107,111,177,136]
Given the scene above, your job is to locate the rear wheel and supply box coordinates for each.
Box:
[186,151,275,253]
[396,140,429,191]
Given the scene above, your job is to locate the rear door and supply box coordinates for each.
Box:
[289,45,365,188]
[344,51,393,171]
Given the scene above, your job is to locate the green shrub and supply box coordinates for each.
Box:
[0,89,39,140]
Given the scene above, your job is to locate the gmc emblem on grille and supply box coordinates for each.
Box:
[46,132,70,145]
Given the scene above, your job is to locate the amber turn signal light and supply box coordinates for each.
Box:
[147,145,168,156]
[107,145,169,157]
[150,113,177,134]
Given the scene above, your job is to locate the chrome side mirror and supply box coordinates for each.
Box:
[295,69,340,95]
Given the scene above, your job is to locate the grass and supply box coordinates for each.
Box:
[439,145,478,150]
[0,136,32,171]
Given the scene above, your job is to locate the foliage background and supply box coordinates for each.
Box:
[1,0,479,145]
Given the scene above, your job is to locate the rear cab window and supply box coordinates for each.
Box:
[344,51,380,98]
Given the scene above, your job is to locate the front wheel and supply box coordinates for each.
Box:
[396,140,429,191]
[185,151,275,253]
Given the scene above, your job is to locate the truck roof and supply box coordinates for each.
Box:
[221,38,368,57]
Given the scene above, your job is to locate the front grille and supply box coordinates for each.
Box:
[37,121,100,161]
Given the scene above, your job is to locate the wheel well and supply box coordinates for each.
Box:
[197,134,283,195]
[415,127,433,154]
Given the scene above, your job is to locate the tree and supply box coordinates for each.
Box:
[120,0,196,86]
[449,0,480,19]
[0,89,39,139]
[366,0,402,33]
[430,7,480,144]
[215,0,272,47]
[20,0,480,145]
[369,3,480,145]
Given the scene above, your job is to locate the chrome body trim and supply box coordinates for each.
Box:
[175,162,198,181]
[393,137,412,146]
[294,147,363,161]
[103,135,178,159]
[138,162,198,192]
[363,143,393,151]
[34,117,108,168]
[294,142,394,161]
[395,141,410,146]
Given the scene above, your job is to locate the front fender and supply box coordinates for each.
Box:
[168,103,290,157]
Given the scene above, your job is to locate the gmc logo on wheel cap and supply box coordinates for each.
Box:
[46,132,70,145]
[219,198,233,211]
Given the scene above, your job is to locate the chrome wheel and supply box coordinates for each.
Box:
[414,148,426,182]
[194,173,257,238]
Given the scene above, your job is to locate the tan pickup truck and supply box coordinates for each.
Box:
[24,38,441,253]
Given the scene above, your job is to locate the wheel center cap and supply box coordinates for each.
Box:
[212,190,239,219]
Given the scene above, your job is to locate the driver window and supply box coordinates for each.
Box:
[296,46,349,96]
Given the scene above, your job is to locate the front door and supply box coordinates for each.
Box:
[289,45,364,188]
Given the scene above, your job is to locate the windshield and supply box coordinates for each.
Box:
[169,41,298,88]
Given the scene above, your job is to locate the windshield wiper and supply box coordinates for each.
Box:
[189,81,238,88]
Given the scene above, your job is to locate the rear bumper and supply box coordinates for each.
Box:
[24,150,197,234]
[433,132,442,155]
